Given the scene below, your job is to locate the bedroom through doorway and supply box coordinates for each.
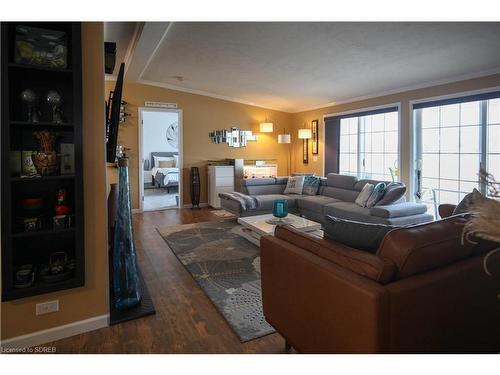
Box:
[138,107,182,212]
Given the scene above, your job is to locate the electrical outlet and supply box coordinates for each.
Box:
[36,300,59,315]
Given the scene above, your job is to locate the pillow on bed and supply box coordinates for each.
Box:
[173,154,179,167]
[158,159,175,168]
[153,156,174,167]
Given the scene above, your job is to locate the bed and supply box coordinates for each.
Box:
[149,152,179,193]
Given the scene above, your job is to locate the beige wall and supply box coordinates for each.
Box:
[105,82,293,209]
[1,23,108,340]
[290,74,500,189]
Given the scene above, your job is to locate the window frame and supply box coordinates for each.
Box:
[409,86,500,203]
[324,103,402,181]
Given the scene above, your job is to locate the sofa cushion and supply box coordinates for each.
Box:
[326,173,358,190]
[297,195,340,214]
[274,177,289,185]
[274,225,396,284]
[325,201,372,221]
[376,182,406,206]
[324,215,399,253]
[242,177,276,186]
[320,186,359,202]
[354,179,390,191]
[376,214,498,279]
[370,202,427,218]
[255,194,299,210]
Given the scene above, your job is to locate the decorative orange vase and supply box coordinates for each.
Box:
[32,130,60,175]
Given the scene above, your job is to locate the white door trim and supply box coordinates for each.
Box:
[138,107,183,213]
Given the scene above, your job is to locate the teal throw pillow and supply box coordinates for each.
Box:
[302,175,321,195]
[366,182,387,208]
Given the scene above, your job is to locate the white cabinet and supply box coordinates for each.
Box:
[208,165,235,208]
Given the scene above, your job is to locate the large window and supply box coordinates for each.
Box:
[338,110,399,181]
[413,92,500,206]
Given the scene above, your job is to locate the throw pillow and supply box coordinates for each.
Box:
[366,182,387,208]
[153,156,174,167]
[355,183,374,207]
[376,182,406,206]
[173,154,179,167]
[302,176,321,195]
[158,159,175,168]
[283,175,305,195]
[453,188,486,215]
[324,216,399,253]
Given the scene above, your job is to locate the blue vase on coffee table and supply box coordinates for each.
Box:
[266,199,291,225]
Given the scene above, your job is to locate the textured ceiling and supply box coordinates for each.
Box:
[108,22,500,112]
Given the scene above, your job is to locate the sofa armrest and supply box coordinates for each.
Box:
[438,204,456,218]
[261,235,390,353]
[370,202,427,218]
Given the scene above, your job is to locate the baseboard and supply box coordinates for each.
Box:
[182,202,209,209]
[0,314,109,349]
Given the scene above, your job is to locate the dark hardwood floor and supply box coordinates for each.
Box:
[44,208,285,353]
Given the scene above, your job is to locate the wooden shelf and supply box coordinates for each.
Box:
[2,22,84,301]
[8,62,72,74]
[11,174,75,182]
[12,227,75,239]
[2,277,82,301]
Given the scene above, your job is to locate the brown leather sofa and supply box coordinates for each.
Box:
[260,209,500,353]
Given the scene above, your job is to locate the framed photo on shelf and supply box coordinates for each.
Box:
[311,119,319,155]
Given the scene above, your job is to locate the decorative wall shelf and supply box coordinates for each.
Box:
[1,22,85,301]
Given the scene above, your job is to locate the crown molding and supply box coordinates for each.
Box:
[112,68,500,114]
[291,67,500,113]
[136,79,288,112]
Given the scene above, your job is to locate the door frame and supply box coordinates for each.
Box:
[137,107,183,212]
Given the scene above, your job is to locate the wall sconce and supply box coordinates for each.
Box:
[278,129,291,175]
[259,121,274,133]
[298,127,312,164]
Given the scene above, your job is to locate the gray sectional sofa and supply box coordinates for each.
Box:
[219,173,433,225]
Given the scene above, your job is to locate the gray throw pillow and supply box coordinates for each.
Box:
[324,216,399,253]
[453,188,485,215]
[366,182,387,208]
[376,182,406,206]
[302,176,321,195]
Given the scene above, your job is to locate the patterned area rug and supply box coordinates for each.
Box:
[157,219,275,342]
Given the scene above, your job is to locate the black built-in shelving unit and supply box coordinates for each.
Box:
[1,22,84,301]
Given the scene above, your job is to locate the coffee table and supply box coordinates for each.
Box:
[237,213,322,246]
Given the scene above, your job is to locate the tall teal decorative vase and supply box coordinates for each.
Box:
[113,157,141,310]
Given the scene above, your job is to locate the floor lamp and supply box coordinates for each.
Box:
[278,130,291,175]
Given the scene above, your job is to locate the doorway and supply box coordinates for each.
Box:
[138,107,183,212]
